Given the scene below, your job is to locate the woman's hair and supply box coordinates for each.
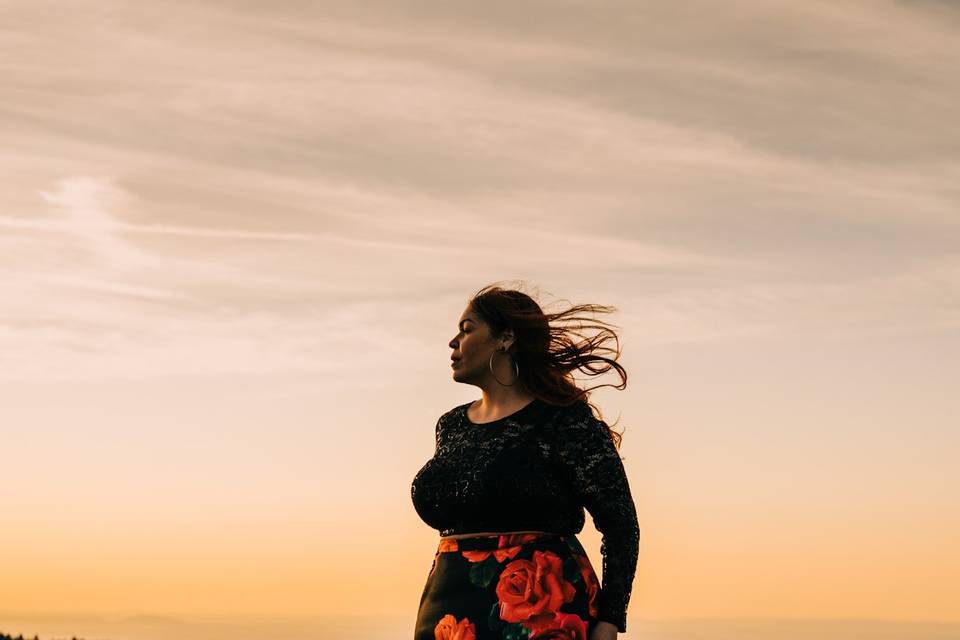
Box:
[467,282,628,450]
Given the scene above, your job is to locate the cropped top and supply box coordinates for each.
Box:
[410,397,640,633]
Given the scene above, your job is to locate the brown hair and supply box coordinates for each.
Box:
[467,282,628,450]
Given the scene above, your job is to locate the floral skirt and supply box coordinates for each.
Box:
[414,532,601,640]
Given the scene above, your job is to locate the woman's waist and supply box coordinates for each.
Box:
[441,529,561,540]
[437,530,579,553]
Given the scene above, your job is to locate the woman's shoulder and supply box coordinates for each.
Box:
[438,401,471,425]
[547,397,607,436]
[548,397,594,420]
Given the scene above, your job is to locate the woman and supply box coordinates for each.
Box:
[411,284,640,639]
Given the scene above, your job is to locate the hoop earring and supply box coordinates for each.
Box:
[489,348,519,386]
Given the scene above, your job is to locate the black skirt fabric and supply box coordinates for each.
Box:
[414,532,601,639]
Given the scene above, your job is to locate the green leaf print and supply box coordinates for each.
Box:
[488,601,506,631]
[502,621,532,640]
[468,555,501,588]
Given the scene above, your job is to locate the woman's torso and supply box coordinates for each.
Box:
[412,398,590,537]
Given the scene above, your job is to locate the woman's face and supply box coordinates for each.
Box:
[449,305,499,381]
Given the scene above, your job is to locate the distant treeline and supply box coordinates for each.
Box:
[2,633,82,640]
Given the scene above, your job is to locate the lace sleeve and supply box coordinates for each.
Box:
[554,401,640,633]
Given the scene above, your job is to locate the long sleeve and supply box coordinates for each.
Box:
[554,401,640,633]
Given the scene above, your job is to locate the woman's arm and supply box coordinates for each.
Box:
[555,401,640,634]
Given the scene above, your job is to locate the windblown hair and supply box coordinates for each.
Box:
[467,282,628,450]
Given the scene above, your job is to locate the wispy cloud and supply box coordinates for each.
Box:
[1,1,957,382]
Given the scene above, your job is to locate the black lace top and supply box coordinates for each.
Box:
[410,397,640,633]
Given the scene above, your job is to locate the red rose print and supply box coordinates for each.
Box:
[495,550,576,625]
[433,614,476,640]
[460,534,538,563]
[461,545,521,563]
[438,538,459,553]
[527,612,589,640]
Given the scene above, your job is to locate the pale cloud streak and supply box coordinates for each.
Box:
[1,0,957,382]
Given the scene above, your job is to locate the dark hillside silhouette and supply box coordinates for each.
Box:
[1,632,80,640]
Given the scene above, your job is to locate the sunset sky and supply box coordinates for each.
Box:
[2,0,958,630]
